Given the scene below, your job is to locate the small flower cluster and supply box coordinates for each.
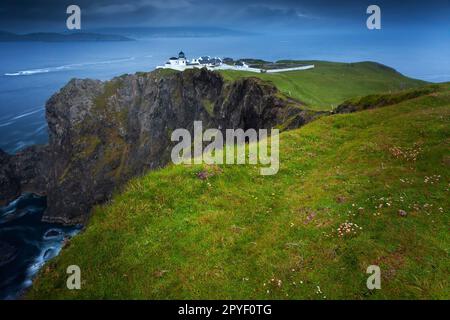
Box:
[196,166,223,180]
[337,221,362,237]
[263,277,283,294]
[365,194,411,216]
[374,196,393,209]
[411,203,421,211]
[271,278,282,287]
[407,202,446,215]
[347,204,364,217]
[315,285,326,299]
[399,177,414,184]
[389,145,421,161]
[424,175,441,184]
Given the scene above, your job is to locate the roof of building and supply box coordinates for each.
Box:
[198,56,222,65]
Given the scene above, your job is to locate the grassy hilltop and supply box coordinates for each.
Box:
[28,73,449,300]
[220,61,425,111]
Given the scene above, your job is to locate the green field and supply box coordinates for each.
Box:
[220,61,426,111]
[29,82,450,299]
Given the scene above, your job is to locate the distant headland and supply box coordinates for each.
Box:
[0,31,134,42]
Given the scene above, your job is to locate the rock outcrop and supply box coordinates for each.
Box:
[0,146,50,206]
[0,150,20,206]
[0,68,325,225]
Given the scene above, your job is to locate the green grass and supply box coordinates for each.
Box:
[29,83,450,299]
[336,84,442,112]
[219,61,426,111]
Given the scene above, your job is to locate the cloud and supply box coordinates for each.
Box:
[88,0,191,15]
[0,0,317,31]
[0,0,448,33]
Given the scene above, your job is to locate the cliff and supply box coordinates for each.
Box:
[0,68,324,224]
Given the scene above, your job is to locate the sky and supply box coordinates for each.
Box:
[0,0,449,35]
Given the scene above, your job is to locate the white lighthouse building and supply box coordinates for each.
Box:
[161,51,187,70]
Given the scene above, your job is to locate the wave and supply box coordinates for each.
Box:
[0,194,81,299]
[0,121,13,128]
[32,124,47,135]
[11,141,28,153]
[5,69,50,76]
[4,57,136,76]
[11,107,44,120]
[0,106,45,128]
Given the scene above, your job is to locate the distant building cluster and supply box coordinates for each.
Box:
[156,51,313,73]
[157,51,227,71]
[157,51,250,71]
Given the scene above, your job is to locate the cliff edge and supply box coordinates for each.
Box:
[0,68,323,224]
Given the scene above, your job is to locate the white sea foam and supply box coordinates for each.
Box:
[5,57,136,76]
[0,121,13,127]
[5,69,51,76]
[12,141,27,153]
[0,106,45,128]
[20,228,80,298]
[32,124,47,135]
[11,107,44,120]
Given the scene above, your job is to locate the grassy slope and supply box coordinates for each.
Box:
[220,61,426,111]
[29,83,450,299]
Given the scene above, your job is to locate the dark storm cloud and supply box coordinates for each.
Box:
[0,0,449,32]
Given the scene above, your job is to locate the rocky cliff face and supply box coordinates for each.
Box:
[0,146,49,206]
[0,150,19,205]
[0,68,324,225]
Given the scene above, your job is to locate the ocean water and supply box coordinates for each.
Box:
[0,33,449,299]
[0,194,80,299]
